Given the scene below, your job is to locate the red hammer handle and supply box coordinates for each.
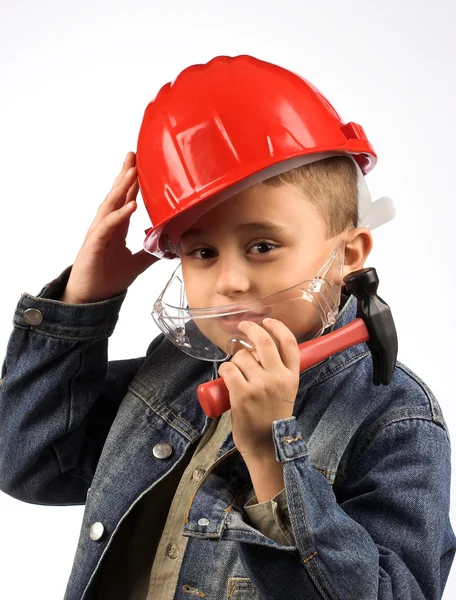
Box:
[197,318,370,418]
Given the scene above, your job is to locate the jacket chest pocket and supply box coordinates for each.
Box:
[227,577,262,599]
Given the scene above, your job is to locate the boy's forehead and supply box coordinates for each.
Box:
[180,220,289,240]
[175,181,324,245]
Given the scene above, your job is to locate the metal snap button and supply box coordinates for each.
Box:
[198,518,209,527]
[89,522,105,541]
[192,468,206,482]
[23,308,43,326]
[153,442,173,459]
[166,542,179,559]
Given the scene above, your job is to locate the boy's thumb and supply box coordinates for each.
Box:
[131,249,160,275]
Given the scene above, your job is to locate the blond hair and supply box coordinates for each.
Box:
[262,156,359,238]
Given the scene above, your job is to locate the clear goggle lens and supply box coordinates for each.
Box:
[152,239,345,362]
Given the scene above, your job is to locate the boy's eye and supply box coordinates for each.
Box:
[249,242,276,254]
[191,248,217,259]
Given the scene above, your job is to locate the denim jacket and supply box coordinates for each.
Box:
[0,268,455,600]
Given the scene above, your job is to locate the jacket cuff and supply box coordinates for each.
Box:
[13,267,127,340]
[244,488,295,546]
[272,416,309,462]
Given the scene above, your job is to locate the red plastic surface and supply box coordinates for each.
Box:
[197,318,369,418]
[137,55,377,256]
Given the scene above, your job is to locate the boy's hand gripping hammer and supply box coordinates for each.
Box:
[197,268,398,418]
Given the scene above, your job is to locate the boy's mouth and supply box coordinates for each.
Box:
[215,309,270,332]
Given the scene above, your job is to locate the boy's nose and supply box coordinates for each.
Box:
[215,257,251,298]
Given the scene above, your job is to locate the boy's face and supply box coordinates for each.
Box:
[178,182,343,351]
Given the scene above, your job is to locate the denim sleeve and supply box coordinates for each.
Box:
[0,268,158,506]
[238,416,455,600]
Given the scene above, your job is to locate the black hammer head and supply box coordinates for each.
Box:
[343,268,398,385]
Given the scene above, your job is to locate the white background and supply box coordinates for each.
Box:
[1,0,455,597]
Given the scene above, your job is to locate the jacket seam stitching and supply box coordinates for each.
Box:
[20,291,126,307]
[292,462,338,600]
[349,412,445,470]
[303,557,334,600]
[128,386,201,441]
[313,556,339,600]
[51,352,86,475]
[290,463,315,558]
[136,387,200,436]
[395,361,441,423]
[302,350,370,392]
[13,324,114,341]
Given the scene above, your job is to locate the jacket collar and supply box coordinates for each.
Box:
[296,291,366,393]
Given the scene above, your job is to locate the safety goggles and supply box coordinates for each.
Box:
[152,238,345,362]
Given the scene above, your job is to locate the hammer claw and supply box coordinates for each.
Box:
[344,268,398,386]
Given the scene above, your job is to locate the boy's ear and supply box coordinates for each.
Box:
[342,227,374,280]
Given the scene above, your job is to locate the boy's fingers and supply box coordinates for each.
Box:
[125,177,140,205]
[85,153,137,236]
[237,321,281,371]
[91,201,137,244]
[112,152,136,187]
[218,361,249,399]
[109,179,140,246]
[116,176,140,240]
[229,348,262,383]
[261,318,300,373]
[106,176,141,247]
[92,167,137,225]
[104,167,137,211]
[131,248,160,274]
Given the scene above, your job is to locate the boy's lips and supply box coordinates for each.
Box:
[215,309,270,332]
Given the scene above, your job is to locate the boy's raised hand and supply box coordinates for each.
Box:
[60,152,158,304]
[218,318,300,501]
[219,318,300,458]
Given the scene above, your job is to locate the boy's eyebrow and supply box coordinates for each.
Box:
[238,221,288,234]
[181,221,288,239]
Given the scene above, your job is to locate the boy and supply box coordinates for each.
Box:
[0,55,454,599]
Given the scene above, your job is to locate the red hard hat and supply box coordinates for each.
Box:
[136,54,377,258]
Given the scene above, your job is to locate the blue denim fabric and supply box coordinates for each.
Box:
[0,266,454,600]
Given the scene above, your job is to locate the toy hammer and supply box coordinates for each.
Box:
[197,267,398,418]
